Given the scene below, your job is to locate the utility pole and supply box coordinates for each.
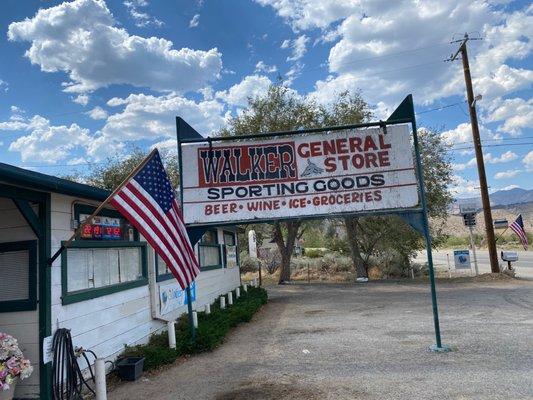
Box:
[448,33,500,273]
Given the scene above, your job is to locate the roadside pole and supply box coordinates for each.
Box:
[407,95,447,351]
[446,253,452,278]
[448,34,500,273]
[468,226,479,275]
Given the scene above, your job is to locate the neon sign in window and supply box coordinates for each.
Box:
[79,214,123,240]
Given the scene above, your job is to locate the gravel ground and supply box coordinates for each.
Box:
[108,279,533,400]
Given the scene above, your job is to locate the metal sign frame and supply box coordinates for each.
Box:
[176,94,448,351]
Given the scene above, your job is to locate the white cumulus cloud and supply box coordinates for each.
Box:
[93,92,227,157]
[494,169,521,180]
[87,106,108,120]
[523,151,533,171]
[261,0,532,111]
[216,75,272,107]
[485,97,533,136]
[1,115,90,163]
[8,0,222,94]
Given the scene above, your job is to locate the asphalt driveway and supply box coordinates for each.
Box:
[109,279,533,400]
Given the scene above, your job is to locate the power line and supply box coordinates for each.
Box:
[314,42,450,72]
[415,100,467,115]
[449,136,533,146]
[449,142,533,151]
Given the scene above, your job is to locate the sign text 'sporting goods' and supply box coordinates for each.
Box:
[181,125,418,225]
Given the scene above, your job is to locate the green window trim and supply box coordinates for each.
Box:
[154,253,175,282]
[61,240,148,305]
[0,240,37,313]
[198,243,223,271]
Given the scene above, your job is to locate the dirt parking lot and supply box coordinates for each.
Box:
[109,279,533,400]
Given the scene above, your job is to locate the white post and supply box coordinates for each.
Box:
[243,284,248,292]
[95,358,107,400]
[192,311,198,329]
[167,321,176,349]
[228,292,233,306]
[469,226,479,275]
[220,296,226,309]
[446,253,452,278]
[236,287,240,298]
[205,303,211,315]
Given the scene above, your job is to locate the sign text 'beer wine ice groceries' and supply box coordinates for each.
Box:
[181,124,418,225]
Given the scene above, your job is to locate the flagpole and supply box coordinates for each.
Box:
[176,117,197,344]
[47,148,159,266]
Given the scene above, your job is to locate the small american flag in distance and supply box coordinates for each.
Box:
[109,149,200,289]
[509,214,528,251]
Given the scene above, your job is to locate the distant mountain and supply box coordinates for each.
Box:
[456,188,533,207]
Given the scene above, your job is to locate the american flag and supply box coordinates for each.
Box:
[509,214,528,251]
[109,149,200,289]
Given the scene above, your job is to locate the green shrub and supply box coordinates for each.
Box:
[239,253,259,273]
[121,287,267,370]
[304,248,326,258]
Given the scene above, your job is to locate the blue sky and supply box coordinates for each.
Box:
[0,0,531,197]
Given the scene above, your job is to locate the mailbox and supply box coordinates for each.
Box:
[501,251,518,262]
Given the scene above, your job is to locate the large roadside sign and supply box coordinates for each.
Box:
[181,124,418,226]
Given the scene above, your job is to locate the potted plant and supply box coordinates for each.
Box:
[0,333,33,400]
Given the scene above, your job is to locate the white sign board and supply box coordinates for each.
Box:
[226,245,238,268]
[159,281,196,316]
[181,124,418,225]
[42,335,53,364]
[459,203,478,215]
[454,250,471,270]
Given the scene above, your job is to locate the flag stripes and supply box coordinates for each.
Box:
[109,150,199,289]
[509,214,528,251]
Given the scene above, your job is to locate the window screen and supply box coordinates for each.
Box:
[223,232,235,246]
[156,254,171,277]
[0,241,36,306]
[0,250,29,301]
[199,245,220,267]
[67,247,142,292]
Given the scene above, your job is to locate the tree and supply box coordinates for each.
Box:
[70,148,180,190]
[62,147,179,191]
[344,129,454,278]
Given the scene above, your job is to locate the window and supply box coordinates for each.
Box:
[223,231,236,246]
[222,231,238,268]
[0,241,37,312]
[155,253,174,282]
[61,241,147,305]
[198,230,221,271]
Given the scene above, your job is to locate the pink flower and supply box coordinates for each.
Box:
[5,357,17,370]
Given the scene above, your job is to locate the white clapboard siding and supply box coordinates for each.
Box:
[50,193,241,380]
[0,197,40,398]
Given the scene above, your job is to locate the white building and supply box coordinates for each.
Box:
[0,162,241,399]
